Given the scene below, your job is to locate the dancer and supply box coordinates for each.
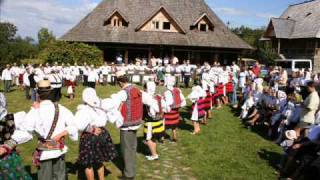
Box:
[163,76,186,142]
[188,84,207,134]
[143,81,168,161]
[75,88,122,180]
[111,71,158,179]
[0,93,31,179]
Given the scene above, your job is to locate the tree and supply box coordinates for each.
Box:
[38,41,103,66]
[0,22,18,66]
[0,22,39,66]
[38,27,55,50]
[231,26,279,65]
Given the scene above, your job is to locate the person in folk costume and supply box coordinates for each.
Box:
[48,69,63,102]
[74,88,122,180]
[201,76,212,124]
[220,66,230,105]
[143,81,168,161]
[4,80,78,180]
[87,65,99,89]
[65,70,76,99]
[110,71,159,179]
[163,75,186,142]
[188,83,207,135]
[225,66,234,105]
[201,67,213,122]
[164,62,174,86]
[0,93,32,179]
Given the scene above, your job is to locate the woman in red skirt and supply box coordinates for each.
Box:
[188,84,207,134]
[164,76,186,142]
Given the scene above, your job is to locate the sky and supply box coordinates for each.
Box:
[0,0,305,40]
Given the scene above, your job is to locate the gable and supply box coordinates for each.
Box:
[61,0,252,50]
[264,22,276,38]
[136,7,185,33]
[104,10,129,27]
[191,14,215,31]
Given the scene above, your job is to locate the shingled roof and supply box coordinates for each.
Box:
[61,0,252,50]
[264,0,320,39]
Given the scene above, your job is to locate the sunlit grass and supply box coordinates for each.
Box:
[5,84,281,180]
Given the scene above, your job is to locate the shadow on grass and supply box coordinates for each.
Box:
[258,149,282,170]
[26,161,112,179]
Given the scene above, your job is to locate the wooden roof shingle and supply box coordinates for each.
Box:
[61,0,252,49]
[264,0,320,39]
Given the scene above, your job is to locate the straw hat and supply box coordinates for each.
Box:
[37,80,52,90]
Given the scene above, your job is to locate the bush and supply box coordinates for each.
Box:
[38,41,104,66]
[21,58,44,65]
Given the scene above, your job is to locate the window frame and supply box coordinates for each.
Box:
[163,22,171,30]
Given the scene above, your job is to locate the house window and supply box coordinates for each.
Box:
[199,24,207,32]
[163,22,171,30]
[113,19,118,26]
[152,21,159,29]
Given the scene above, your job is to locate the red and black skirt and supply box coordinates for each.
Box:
[77,127,117,168]
[191,98,207,120]
[164,108,180,129]
[19,74,24,84]
[203,91,212,111]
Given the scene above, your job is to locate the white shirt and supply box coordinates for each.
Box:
[111,84,159,131]
[75,98,123,131]
[164,88,187,109]
[48,74,62,88]
[23,72,30,86]
[1,68,12,80]
[11,100,78,161]
[183,65,193,75]
[87,69,99,82]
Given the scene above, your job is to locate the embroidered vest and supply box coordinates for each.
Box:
[171,88,182,109]
[121,85,143,127]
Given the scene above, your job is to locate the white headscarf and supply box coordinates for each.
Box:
[146,81,156,95]
[82,88,100,107]
[0,93,7,121]
[165,75,176,90]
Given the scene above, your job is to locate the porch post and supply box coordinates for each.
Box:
[277,39,281,54]
[124,49,129,65]
[148,48,152,65]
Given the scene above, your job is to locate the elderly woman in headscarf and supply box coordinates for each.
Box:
[0,93,31,179]
[74,88,123,180]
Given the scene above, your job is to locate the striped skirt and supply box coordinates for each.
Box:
[144,120,165,141]
[191,99,207,121]
[203,91,212,111]
[164,108,180,129]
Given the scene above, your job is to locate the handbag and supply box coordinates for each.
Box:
[32,103,60,166]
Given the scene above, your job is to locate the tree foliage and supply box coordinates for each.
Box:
[0,22,103,67]
[37,27,56,50]
[231,25,279,65]
[0,22,38,66]
[38,41,103,66]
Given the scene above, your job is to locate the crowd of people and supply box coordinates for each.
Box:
[1,57,320,180]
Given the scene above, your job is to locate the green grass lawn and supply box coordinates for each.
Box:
[4,84,282,180]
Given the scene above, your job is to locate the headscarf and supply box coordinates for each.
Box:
[0,93,7,121]
[146,81,156,96]
[82,88,100,107]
